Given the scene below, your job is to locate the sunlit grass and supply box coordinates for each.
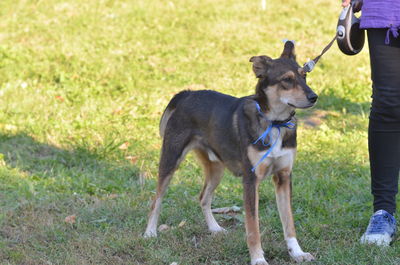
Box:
[0,0,399,264]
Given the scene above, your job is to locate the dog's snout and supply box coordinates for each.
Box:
[307,93,318,103]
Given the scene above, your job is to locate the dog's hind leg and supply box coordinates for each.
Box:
[195,149,225,233]
[273,169,314,262]
[144,131,192,238]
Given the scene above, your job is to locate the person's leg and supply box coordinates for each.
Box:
[369,121,400,215]
[361,28,400,246]
[368,28,400,214]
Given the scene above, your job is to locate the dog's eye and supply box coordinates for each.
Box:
[283,77,293,83]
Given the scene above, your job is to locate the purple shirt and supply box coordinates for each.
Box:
[360,0,400,43]
[360,0,400,29]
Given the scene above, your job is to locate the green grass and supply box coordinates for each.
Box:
[0,0,399,264]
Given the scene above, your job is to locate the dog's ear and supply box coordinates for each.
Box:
[249,55,272,78]
[280,41,296,60]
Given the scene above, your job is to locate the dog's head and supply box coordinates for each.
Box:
[250,41,317,117]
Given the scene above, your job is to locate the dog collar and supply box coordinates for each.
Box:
[272,111,296,125]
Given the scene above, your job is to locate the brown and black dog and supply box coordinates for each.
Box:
[144,41,316,264]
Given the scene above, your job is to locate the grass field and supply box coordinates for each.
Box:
[0,0,399,264]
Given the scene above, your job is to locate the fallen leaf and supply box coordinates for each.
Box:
[178,220,186,228]
[55,95,65,102]
[158,224,170,232]
[163,67,176,73]
[118,142,129,150]
[65,215,76,224]
[112,107,123,115]
[125,155,138,164]
[108,194,118,199]
[170,262,178,265]
[147,56,159,68]
[152,143,161,149]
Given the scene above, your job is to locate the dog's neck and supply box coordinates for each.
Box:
[254,98,295,123]
[264,105,295,123]
[254,86,295,123]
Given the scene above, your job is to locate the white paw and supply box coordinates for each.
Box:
[209,226,227,234]
[143,230,157,238]
[251,258,269,265]
[290,252,315,262]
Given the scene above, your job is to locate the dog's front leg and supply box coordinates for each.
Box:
[243,173,268,265]
[273,169,315,262]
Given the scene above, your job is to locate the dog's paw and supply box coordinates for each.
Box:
[143,230,157,238]
[210,226,227,234]
[291,252,315,262]
[251,258,269,265]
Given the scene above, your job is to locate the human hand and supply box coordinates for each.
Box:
[341,0,362,12]
[342,0,351,7]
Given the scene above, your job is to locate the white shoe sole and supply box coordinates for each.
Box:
[360,233,392,246]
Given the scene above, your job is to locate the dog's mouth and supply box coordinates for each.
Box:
[287,102,316,109]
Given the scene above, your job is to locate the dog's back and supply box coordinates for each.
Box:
[159,90,191,137]
[160,90,241,139]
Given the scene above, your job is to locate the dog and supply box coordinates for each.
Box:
[144,41,317,265]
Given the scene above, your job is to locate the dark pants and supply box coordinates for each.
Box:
[367,29,400,215]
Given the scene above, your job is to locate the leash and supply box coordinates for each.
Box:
[251,102,296,172]
[302,34,338,73]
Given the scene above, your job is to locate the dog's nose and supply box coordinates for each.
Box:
[307,93,318,103]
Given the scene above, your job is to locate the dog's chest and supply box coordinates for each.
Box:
[265,128,291,157]
[248,127,295,177]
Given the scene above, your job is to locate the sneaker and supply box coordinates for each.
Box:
[360,209,396,246]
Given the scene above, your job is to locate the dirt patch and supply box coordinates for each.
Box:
[300,110,338,128]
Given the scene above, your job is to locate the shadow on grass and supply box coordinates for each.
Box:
[317,90,370,115]
[0,132,140,196]
[294,91,370,129]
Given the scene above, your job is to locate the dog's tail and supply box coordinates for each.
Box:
[159,90,191,138]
